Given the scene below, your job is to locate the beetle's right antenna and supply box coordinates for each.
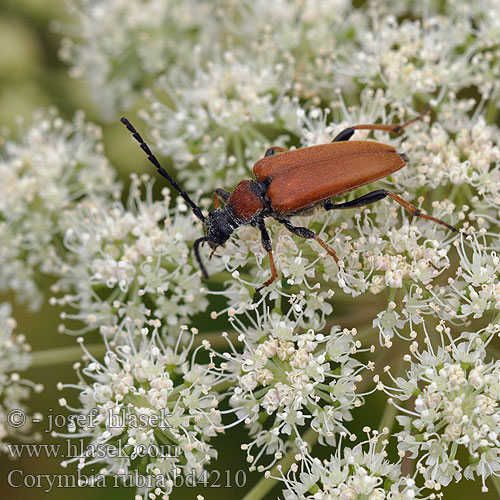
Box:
[121,117,206,223]
[193,237,209,278]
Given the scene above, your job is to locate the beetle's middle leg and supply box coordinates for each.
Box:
[332,112,426,142]
[256,219,279,291]
[278,219,340,266]
[323,190,458,232]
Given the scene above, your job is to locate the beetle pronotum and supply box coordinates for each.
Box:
[121,114,457,290]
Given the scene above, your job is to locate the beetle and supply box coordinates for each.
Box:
[121,114,457,290]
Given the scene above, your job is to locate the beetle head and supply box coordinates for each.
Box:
[206,209,237,247]
[194,208,240,279]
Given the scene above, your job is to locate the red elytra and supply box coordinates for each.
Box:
[254,141,406,214]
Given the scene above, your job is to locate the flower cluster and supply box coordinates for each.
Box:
[370,230,500,341]
[58,327,226,499]
[378,323,500,491]
[332,11,484,106]
[51,175,210,339]
[218,0,354,100]
[277,430,429,500]
[0,108,119,310]
[396,115,500,221]
[221,311,373,469]
[0,303,43,452]
[146,51,293,191]
[58,0,222,118]
[60,0,359,120]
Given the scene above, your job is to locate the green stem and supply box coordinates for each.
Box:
[485,99,499,125]
[491,475,500,497]
[242,428,318,500]
[30,343,107,368]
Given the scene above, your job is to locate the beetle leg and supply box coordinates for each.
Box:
[332,111,427,142]
[324,190,458,232]
[383,191,458,232]
[256,219,279,291]
[323,190,388,210]
[213,188,231,209]
[279,219,340,266]
[264,146,288,157]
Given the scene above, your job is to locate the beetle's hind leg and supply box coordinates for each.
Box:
[278,219,340,266]
[323,191,388,210]
[324,190,458,232]
[332,111,427,142]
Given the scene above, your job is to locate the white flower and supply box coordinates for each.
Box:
[0,303,43,451]
[277,431,425,500]
[0,109,119,310]
[380,322,500,489]
[332,13,477,105]
[424,231,500,322]
[222,312,371,469]
[58,0,221,118]
[396,116,500,211]
[52,175,210,339]
[57,326,226,498]
[147,50,292,192]
[219,0,355,98]
[373,306,407,347]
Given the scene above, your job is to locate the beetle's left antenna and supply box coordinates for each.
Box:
[120,117,206,223]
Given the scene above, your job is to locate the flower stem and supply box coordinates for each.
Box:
[491,475,500,497]
[486,99,499,125]
[30,343,106,368]
[241,428,318,500]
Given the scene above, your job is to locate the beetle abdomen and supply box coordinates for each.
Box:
[253,141,406,215]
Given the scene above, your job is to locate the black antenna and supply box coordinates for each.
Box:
[193,236,209,278]
[121,117,206,223]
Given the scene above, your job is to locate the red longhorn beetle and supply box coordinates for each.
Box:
[121,115,457,290]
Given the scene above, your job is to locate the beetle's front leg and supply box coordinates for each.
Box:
[332,111,427,142]
[213,188,231,210]
[256,219,279,291]
[278,219,340,266]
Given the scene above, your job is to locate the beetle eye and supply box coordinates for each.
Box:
[264,148,275,157]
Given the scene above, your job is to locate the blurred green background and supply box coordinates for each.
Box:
[0,0,497,498]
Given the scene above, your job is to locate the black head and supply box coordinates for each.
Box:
[206,209,238,248]
[194,208,240,278]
